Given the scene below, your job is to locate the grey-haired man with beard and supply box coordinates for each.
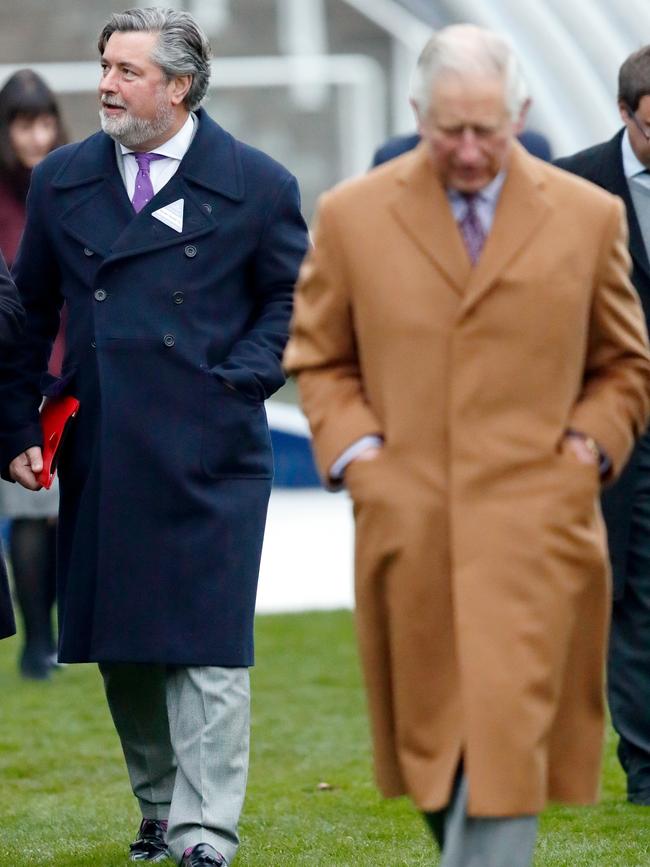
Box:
[0,7,308,866]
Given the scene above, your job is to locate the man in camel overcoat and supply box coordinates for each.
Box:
[285,25,650,867]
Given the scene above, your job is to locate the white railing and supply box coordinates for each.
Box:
[338,0,432,134]
[337,0,650,154]
[277,0,329,111]
[0,54,385,180]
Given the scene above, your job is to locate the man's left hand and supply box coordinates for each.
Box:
[563,433,599,465]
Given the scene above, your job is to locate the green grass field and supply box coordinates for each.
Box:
[0,609,648,866]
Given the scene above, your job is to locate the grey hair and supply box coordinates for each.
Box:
[409,25,529,118]
[98,7,212,110]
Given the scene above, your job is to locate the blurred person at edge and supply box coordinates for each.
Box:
[0,252,24,642]
[0,7,307,867]
[556,45,650,809]
[372,123,552,167]
[0,69,68,680]
[285,24,650,867]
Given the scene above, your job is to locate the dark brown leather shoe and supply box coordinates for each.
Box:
[129,818,169,862]
[180,843,226,866]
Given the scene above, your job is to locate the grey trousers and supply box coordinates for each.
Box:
[99,662,250,865]
[427,774,538,867]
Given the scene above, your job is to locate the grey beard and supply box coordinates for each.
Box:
[99,104,174,149]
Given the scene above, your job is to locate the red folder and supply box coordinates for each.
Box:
[37,395,80,490]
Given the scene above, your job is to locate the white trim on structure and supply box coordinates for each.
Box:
[0,54,386,180]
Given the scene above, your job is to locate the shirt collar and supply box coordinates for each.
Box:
[447,169,507,207]
[120,112,195,161]
[621,127,649,180]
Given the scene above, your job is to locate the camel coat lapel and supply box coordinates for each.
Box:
[389,142,471,295]
[388,142,551,317]
[462,143,551,318]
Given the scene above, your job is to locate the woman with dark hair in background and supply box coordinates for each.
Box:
[0,69,67,679]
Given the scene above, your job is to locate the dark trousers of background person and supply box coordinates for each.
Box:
[10,517,57,679]
[608,432,650,805]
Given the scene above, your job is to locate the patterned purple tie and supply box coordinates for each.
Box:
[459,194,486,265]
[131,152,165,213]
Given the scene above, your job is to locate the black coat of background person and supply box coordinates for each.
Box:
[371,129,553,167]
[0,108,308,664]
[555,129,650,805]
[555,130,650,598]
[0,251,22,639]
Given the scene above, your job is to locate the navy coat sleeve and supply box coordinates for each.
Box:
[0,161,63,470]
[209,173,308,400]
[0,251,21,638]
[0,250,24,346]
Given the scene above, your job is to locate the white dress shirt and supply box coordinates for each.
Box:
[622,127,650,189]
[114,112,196,200]
[446,169,506,234]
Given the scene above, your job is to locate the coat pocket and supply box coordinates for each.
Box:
[201,374,273,479]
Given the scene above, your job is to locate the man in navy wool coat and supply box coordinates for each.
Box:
[0,8,308,866]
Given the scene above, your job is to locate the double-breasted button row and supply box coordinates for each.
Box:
[94,288,107,302]
[90,337,174,348]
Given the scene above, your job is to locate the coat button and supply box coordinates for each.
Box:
[201,203,212,214]
[184,244,197,258]
[83,247,94,257]
[172,290,184,304]
[163,334,175,347]
[94,288,107,301]
[90,340,96,349]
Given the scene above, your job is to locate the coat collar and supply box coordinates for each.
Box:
[52,108,244,200]
[389,141,551,317]
[53,109,244,262]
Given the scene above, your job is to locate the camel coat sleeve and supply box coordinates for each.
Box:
[284,196,382,485]
[568,198,650,479]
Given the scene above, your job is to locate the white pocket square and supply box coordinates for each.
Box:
[152,198,184,233]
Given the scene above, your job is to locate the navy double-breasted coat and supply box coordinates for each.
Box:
[0,110,308,664]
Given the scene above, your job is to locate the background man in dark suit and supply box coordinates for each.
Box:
[0,8,307,866]
[0,251,23,641]
[555,46,650,807]
[372,127,552,167]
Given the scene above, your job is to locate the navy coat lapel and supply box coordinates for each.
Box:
[590,130,650,279]
[54,132,132,257]
[53,109,244,262]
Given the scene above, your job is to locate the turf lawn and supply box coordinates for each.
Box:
[0,609,648,866]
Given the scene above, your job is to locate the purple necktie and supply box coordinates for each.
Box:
[459,194,486,265]
[131,152,165,213]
